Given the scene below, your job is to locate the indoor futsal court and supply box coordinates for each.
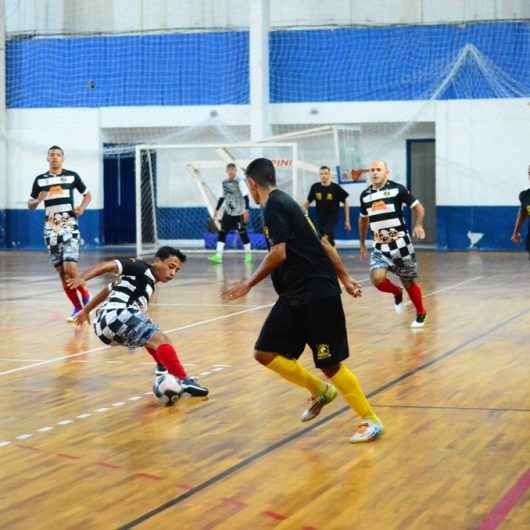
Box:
[0,250,529,529]
[2,1,530,529]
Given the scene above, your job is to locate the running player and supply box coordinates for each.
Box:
[358,160,427,328]
[69,246,208,397]
[223,158,383,443]
[304,166,351,246]
[28,146,92,322]
[210,163,252,264]
[511,165,530,261]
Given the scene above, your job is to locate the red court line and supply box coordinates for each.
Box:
[95,462,123,470]
[56,453,81,460]
[134,472,163,481]
[477,468,530,530]
[262,510,287,522]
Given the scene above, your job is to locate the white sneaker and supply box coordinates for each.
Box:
[350,419,384,443]
[394,290,404,314]
[411,313,427,329]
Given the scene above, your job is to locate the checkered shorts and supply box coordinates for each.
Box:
[94,307,160,349]
[44,224,81,267]
[370,235,418,282]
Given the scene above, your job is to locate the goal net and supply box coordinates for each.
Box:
[136,142,300,255]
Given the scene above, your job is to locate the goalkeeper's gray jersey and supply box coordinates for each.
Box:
[222,178,247,216]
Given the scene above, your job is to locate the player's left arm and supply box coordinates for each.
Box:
[73,172,92,217]
[320,237,362,298]
[411,201,425,240]
[402,185,425,240]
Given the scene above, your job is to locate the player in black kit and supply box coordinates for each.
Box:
[511,165,530,260]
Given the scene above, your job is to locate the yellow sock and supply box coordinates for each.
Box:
[331,365,379,422]
[266,356,327,397]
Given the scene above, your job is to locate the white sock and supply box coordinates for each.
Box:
[216,241,225,254]
[243,243,251,253]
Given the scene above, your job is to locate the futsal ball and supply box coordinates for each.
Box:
[152,374,182,406]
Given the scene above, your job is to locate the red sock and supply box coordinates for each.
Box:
[405,281,426,316]
[376,278,402,296]
[156,344,187,379]
[146,346,161,364]
[63,284,82,311]
[77,284,90,300]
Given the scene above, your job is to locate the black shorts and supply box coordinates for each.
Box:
[255,295,349,368]
[221,212,245,232]
[317,215,339,243]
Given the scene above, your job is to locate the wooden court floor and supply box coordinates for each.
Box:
[0,249,529,530]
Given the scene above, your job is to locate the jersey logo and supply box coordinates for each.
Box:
[47,185,65,197]
[326,193,333,200]
[371,200,388,212]
[263,226,270,238]
[317,344,331,360]
[315,192,322,200]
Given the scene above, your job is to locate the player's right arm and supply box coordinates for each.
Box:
[512,192,528,244]
[303,184,316,211]
[27,178,49,209]
[358,193,370,259]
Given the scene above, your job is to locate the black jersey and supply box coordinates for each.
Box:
[359,180,418,236]
[102,259,157,313]
[30,169,88,223]
[263,189,340,305]
[307,182,349,220]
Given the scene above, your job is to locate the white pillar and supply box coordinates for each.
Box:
[249,0,271,142]
[0,0,7,231]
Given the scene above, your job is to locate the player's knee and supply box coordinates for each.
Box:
[321,363,340,378]
[254,350,272,366]
[371,270,386,286]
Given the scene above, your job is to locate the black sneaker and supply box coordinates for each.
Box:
[155,363,168,376]
[180,377,209,397]
[394,290,403,314]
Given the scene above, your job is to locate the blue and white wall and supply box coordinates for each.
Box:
[2,1,530,250]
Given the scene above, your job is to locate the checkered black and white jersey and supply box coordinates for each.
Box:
[101,259,156,313]
[360,180,419,258]
[30,169,88,223]
[93,259,158,347]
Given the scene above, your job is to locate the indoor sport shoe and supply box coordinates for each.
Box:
[394,290,403,314]
[301,384,338,422]
[180,377,209,397]
[411,313,428,329]
[244,253,253,264]
[209,253,223,264]
[66,307,82,323]
[350,419,384,443]
[155,363,168,376]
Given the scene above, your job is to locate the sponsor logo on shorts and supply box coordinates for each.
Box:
[317,344,331,360]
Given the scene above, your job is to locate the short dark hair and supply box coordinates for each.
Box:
[319,165,330,172]
[245,158,276,187]
[155,246,187,262]
[48,145,64,154]
[226,163,236,170]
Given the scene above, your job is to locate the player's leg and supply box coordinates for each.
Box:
[322,217,338,247]
[147,331,208,396]
[237,215,252,263]
[210,213,231,263]
[307,296,382,442]
[370,251,403,312]
[399,258,427,328]
[57,263,83,322]
[254,299,329,400]
[145,345,167,376]
[525,224,530,260]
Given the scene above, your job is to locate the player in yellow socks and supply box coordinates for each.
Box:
[223,158,382,443]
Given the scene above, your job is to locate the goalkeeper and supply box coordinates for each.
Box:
[210,163,252,264]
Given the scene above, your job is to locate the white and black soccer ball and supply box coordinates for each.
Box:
[152,374,182,406]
